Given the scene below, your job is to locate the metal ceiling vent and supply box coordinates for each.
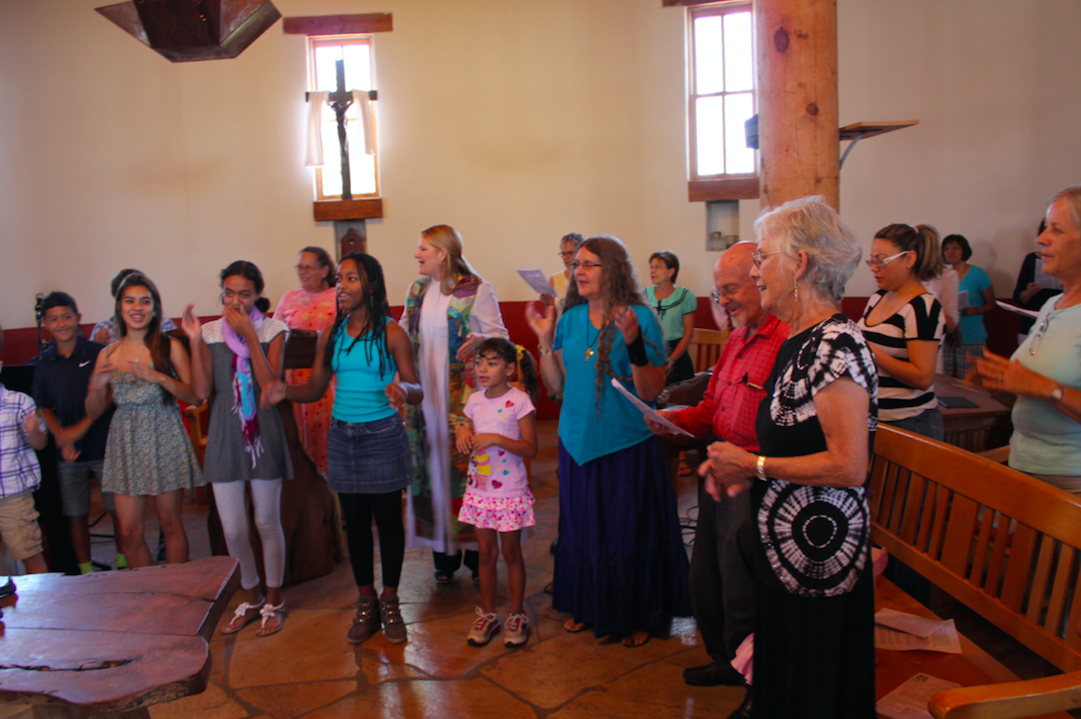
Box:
[96,0,281,62]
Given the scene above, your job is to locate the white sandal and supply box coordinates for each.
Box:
[221,597,264,635]
[256,601,287,637]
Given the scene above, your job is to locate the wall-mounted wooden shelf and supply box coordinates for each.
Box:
[840,120,919,168]
[312,198,383,222]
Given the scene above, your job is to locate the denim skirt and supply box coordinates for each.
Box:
[326,414,412,494]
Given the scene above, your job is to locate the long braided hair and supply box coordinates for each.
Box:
[322,253,392,378]
[563,235,654,413]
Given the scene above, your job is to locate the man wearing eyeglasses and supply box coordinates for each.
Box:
[542,233,585,317]
[647,242,787,717]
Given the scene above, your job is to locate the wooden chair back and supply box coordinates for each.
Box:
[689,327,730,374]
[869,424,1081,675]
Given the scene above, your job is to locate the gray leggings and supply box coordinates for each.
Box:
[213,479,286,590]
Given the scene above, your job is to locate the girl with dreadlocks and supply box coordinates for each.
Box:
[182,261,292,636]
[526,236,692,648]
[264,253,422,645]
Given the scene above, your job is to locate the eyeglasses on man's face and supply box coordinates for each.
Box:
[865,250,909,269]
[711,285,741,305]
[558,250,577,258]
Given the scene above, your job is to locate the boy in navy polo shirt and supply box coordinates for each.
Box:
[0,323,49,573]
[32,292,125,573]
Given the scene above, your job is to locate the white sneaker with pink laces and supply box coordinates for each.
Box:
[466,606,501,646]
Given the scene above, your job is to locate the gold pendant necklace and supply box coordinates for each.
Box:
[585,320,599,361]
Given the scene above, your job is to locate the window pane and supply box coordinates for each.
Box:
[696,95,726,177]
[724,92,755,174]
[694,15,724,95]
[312,39,378,198]
[343,44,372,91]
[723,12,753,92]
[320,106,377,197]
[314,45,344,91]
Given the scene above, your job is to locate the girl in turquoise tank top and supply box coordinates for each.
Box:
[264,253,423,646]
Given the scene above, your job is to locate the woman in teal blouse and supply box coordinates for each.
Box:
[527,236,691,648]
[644,251,697,384]
[942,234,995,378]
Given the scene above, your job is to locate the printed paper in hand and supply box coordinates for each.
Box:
[957,289,970,311]
[517,269,555,296]
[876,673,961,719]
[610,378,693,437]
[1035,258,1065,292]
[996,300,1039,319]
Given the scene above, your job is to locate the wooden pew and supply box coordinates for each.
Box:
[869,424,1081,718]
[688,327,729,375]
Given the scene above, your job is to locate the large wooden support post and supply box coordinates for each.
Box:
[756,0,840,210]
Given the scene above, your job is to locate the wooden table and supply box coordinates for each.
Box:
[934,373,1012,453]
[0,556,239,718]
[876,578,1070,719]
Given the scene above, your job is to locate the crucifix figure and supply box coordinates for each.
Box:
[327,59,354,201]
[304,59,377,202]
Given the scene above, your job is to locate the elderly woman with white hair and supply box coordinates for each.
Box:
[700,196,878,719]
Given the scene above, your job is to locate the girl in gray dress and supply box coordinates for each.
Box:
[183,261,292,637]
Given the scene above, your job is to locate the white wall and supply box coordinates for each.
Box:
[838,0,1081,296]
[1,0,1078,330]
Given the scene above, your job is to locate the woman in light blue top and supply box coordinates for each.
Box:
[942,234,995,378]
[975,187,1081,493]
[644,251,697,384]
[527,236,691,648]
[265,253,423,646]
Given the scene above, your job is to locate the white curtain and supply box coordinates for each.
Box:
[353,90,374,155]
[305,91,328,168]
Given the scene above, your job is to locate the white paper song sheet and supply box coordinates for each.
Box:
[610,378,694,438]
[996,300,1039,319]
[876,673,961,719]
[517,269,555,296]
[957,289,970,311]
[875,608,942,638]
[874,613,962,654]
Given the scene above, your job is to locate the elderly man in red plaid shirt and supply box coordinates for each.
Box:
[649,242,787,716]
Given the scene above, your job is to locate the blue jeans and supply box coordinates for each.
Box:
[885,407,944,442]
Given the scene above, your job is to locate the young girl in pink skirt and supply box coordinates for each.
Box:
[454,338,539,648]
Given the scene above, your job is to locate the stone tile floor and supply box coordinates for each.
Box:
[0,421,743,719]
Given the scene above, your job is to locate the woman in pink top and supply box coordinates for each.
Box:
[275,246,337,476]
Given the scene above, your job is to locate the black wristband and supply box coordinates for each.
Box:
[626,334,649,366]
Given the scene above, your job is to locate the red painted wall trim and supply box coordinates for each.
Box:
[0,299,1025,419]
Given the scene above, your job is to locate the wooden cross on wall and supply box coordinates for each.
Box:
[305,59,377,202]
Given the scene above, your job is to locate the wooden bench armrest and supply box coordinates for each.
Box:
[975,444,1010,464]
[930,671,1081,719]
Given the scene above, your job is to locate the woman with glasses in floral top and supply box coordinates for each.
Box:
[975,186,1081,494]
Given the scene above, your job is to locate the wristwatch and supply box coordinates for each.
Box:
[1051,384,1066,403]
[756,455,768,481]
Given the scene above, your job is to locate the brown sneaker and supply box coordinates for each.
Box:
[379,595,407,644]
[347,596,380,645]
